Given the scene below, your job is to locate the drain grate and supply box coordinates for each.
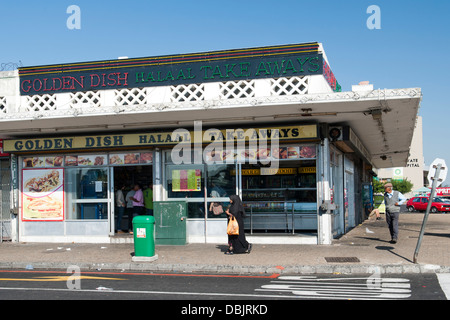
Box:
[325,257,360,263]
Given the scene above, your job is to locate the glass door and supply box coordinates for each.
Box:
[330,146,344,238]
[344,156,355,232]
[65,168,110,221]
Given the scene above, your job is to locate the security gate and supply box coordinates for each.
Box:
[0,159,11,242]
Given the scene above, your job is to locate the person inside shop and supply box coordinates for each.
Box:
[209,180,227,216]
[225,194,252,255]
[115,184,126,233]
[143,183,153,216]
[125,185,135,233]
[129,184,145,235]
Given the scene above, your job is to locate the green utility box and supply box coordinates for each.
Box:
[132,215,158,262]
[154,201,187,245]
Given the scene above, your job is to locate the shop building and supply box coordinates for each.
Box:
[0,42,422,245]
[376,116,424,198]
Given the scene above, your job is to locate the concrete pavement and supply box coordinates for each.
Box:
[1,213,449,275]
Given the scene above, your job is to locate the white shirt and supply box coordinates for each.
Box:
[386,190,407,205]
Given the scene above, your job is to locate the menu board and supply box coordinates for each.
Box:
[109,152,153,165]
[204,145,316,163]
[22,168,64,221]
[23,156,64,168]
[22,152,153,168]
[172,169,202,192]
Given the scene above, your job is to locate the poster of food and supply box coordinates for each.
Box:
[287,147,300,159]
[299,146,316,158]
[77,155,106,166]
[172,169,202,192]
[140,152,153,164]
[124,153,140,164]
[237,148,257,161]
[22,157,46,168]
[271,147,288,159]
[205,149,223,163]
[22,169,64,221]
[44,156,64,167]
[109,154,124,165]
[65,155,78,166]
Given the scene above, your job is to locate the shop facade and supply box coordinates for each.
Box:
[0,42,422,244]
[4,123,326,244]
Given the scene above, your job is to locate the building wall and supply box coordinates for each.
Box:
[377,116,424,197]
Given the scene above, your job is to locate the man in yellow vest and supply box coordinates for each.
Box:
[144,183,153,216]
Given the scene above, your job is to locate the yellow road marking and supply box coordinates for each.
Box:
[0,275,125,282]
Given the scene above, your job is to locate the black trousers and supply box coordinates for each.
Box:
[386,211,400,240]
[129,206,145,231]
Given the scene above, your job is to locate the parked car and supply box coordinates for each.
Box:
[406,196,450,213]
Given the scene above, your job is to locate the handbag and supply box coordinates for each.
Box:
[227,216,239,236]
[212,202,223,215]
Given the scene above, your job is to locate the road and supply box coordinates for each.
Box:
[0,269,448,303]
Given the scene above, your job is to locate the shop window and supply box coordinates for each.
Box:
[65,168,108,220]
[206,164,236,218]
[166,164,204,199]
[165,150,238,218]
[242,159,317,215]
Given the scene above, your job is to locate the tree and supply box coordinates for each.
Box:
[372,178,414,194]
[392,179,414,194]
[373,179,385,193]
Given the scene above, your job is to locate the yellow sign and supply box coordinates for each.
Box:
[298,167,316,173]
[3,124,317,153]
[260,168,297,175]
[240,169,262,176]
[231,168,298,176]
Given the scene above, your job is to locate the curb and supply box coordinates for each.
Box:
[1,262,449,275]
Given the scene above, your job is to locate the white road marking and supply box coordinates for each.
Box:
[437,273,450,300]
[257,275,411,300]
[0,286,310,299]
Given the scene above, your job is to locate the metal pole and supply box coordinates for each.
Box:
[413,164,442,264]
[292,203,295,235]
[250,206,253,235]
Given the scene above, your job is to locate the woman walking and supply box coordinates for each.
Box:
[225,195,252,255]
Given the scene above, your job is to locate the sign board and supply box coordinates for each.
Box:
[427,158,448,187]
[436,187,450,197]
[0,140,9,157]
[393,167,404,180]
[17,42,343,95]
[3,124,318,153]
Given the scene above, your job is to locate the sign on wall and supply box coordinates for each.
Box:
[393,167,404,180]
[18,43,335,95]
[22,169,64,221]
[172,169,202,192]
[4,124,318,153]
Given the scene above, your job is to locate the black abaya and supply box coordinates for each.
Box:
[228,195,250,253]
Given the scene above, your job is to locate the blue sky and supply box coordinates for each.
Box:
[1,0,449,185]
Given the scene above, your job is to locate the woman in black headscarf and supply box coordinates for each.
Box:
[225,195,252,254]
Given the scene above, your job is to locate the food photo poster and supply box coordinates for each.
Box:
[22,168,64,221]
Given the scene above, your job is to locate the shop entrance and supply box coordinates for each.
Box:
[113,165,153,233]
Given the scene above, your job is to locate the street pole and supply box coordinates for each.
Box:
[413,163,442,264]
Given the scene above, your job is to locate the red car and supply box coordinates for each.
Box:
[406,197,450,213]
